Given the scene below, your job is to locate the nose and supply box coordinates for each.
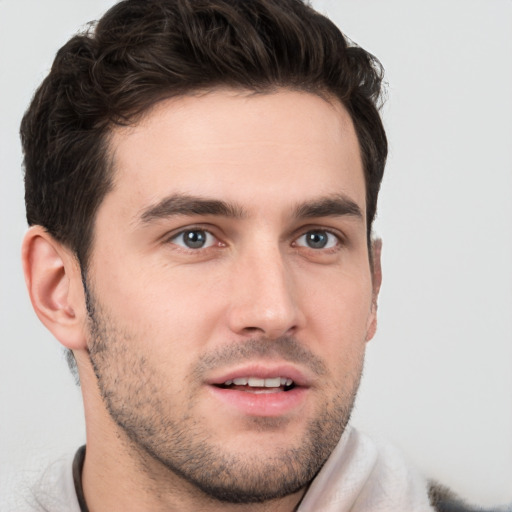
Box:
[226,245,304,339]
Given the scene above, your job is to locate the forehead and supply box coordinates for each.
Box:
[105,89,365,221]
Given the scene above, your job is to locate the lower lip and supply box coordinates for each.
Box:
[207,386,307,417]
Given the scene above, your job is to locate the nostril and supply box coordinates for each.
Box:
[242,326,265,334]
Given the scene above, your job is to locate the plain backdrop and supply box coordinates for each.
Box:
[1,0,511,508]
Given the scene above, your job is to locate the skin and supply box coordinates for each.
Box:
[23,89,381,512]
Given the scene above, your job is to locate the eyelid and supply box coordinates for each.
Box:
[162,222,216,240]
[161,223,346,252]
[293,229,341,249]
[292,224,345,244]
[164,224,223,250]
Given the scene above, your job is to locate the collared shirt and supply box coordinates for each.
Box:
[19,427,440,511]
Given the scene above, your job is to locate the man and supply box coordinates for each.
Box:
[18,0,482,510]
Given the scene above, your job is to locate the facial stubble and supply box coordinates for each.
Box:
[85,284,364,504]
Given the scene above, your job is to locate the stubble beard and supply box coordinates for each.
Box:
[85,285,364,504]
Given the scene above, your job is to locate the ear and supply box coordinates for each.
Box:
[365,238,382,342]
[22,226,88,350]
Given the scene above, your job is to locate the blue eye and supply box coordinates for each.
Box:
[296,230,338,249]
[171,229,216,249]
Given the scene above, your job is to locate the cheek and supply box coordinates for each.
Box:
[302,269,373,338]
[93,263,227,369]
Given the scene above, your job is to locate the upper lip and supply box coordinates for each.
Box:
[206,363,312,388]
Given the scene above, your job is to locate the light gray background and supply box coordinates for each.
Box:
[1,0,511,508]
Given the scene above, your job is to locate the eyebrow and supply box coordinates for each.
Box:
[138,192,363,225]
[139,194,247,224]
[293,194,363,220]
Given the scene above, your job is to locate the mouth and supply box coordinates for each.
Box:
[214,376,296,394]
[206,365,309,417]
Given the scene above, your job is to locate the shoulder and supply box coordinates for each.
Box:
[4,450,82,512]
[429,482,512,512]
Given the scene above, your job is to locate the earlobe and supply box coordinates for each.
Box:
[366,238,383,342]
[22,226,87,350]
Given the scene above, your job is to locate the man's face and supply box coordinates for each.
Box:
[85,89,378,502]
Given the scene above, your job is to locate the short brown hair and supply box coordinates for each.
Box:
[21,0,387,269]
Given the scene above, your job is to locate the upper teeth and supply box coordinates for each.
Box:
[224,377,293,387]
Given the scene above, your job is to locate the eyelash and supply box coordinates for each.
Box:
[166,226,222,251]
[165,226,344,253]
[292,229,342,251]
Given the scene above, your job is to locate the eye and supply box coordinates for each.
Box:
[295,230,339,249]
[170,229,216,249]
